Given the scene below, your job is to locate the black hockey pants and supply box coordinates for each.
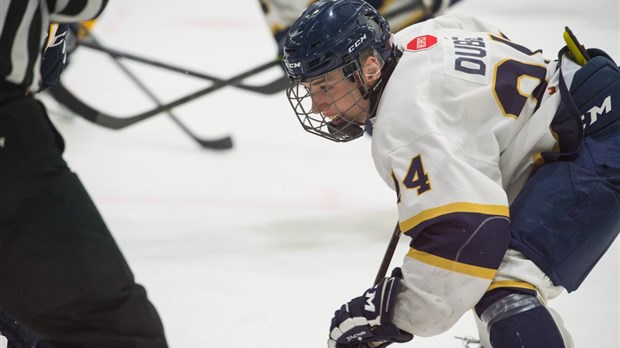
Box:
[0,97,168,348]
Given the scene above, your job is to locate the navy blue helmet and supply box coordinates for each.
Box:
[282,0,395,142]
[282,0,392,82]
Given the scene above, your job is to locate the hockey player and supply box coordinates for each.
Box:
[259,0,462,59]
[281,0,620,347]
[0,1,168,347]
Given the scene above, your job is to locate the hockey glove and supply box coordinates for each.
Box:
[40,23,71,91]
[328,273,413,348]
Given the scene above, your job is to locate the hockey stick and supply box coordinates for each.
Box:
[48,59,280,130]
[62,0,426,103]
[71,0,427,98]
[563,26,591,65]
[77,39,288,95]
[86,33,232,150]
[373,223,402,285]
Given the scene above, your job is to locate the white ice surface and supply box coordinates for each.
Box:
[40,0,619,347]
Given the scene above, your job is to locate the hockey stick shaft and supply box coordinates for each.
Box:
[89,34,233,149]
[71,0,428,99]
[48,59,279,129]
[77,40,288,95]
[373,223,402,285]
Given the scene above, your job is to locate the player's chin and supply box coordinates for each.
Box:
[331,114,366,126]
[347,114,369,125]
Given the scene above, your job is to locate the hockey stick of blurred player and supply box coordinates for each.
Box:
[48,58,279,129]
[76,38,287,95]
[77,26,233,150]
[109,54,234,150]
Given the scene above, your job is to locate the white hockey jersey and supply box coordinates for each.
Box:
[371,14,580,336]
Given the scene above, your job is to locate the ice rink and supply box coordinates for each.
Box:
[40,0,619,346]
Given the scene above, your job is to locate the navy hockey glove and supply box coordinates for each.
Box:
[328,273,413,348]
[40,23,71,91]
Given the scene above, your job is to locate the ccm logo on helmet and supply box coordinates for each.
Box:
[285,62,301,69]
[348,34,368,53]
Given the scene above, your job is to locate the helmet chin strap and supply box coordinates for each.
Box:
[352,69,370,100]
[341,61,369,97]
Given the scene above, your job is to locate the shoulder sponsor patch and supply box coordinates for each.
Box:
[406,35,438,51]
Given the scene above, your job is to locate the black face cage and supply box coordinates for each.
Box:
[285,61,372,143]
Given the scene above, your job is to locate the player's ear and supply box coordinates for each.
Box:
[362,56,382,83]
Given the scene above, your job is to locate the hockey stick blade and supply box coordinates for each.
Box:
[167,113,233,150]
[86,32,234,150]
[78,40,288,95]
[50,83,233,149]
[47,59,280,130]
[195,135,233,149]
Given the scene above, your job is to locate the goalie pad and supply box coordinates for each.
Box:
[510,49,620,292]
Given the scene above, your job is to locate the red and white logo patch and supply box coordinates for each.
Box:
[406,35,438,51]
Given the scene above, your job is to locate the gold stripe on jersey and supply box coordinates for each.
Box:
[399,202,509,233]
[487,280,537,292]
[407,248,497,279]
[532,152,544,166]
